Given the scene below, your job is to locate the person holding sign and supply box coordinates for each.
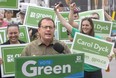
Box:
[21,17,71,56]
[54,3,103,78]
[2,24,25,44]
[0,24,25,78]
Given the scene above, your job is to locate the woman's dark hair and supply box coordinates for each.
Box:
[38,17,55,28]
[29,28,38,41]
[80,17,95,37]
[29,28,38,36]
[7,24,20,33]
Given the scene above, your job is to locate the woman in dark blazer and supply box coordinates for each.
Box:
[0,24,25,78]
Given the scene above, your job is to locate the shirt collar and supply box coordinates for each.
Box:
[37,37,56,46]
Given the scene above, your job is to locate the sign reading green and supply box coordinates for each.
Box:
[0,44,26,77]
[0,30,6,44]
[24,5,55,28]
[0,0,18,9]
[71,33,114,69]
[15,54,84,78]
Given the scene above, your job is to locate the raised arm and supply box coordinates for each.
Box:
[68,3,79,28]
[54,3,73,33]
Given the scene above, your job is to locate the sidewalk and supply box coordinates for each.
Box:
[102,59,116,78]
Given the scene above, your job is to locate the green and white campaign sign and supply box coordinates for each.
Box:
[93,20,112,37]
[0,44,27,77]
[0,27,7,44]
[0,0,19,9]
[79,9,104,20]
[57,21,68,40]
[71,33,114,69]
[18,25,30,43]
[24,5,55,28]
[111,20,116,36]
[59,12,69,20]
[15,54,84,78]
[0,30,6,44]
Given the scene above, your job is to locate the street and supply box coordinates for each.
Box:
[102,59,116,78]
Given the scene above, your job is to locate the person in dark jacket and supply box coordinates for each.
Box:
[0,24,25,78]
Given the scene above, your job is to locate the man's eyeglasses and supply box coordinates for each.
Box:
[40,26,54,30]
